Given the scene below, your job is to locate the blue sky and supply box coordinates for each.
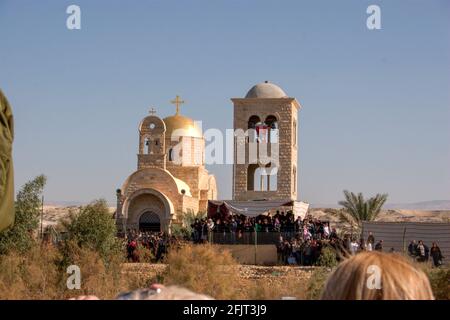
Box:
[1,0,449,205]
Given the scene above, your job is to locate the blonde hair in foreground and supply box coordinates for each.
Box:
[321,251,434,300]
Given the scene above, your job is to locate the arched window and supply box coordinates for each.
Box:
[265,115,278,143]
[145,137,152,154]
[248,163,277,191]
[168,148,173,161]
[248,115,261,143]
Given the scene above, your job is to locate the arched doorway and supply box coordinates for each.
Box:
[139,211,161,232]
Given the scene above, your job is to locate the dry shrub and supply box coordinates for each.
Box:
[0,241,129,300]
[409,259,449,300]
[137,247,155,263]
[60,241,125,300]
[306,267,331,300]
[0,244,61,299]
[163,244,241,299]
[244,276,308,300]
[424,267,450,300]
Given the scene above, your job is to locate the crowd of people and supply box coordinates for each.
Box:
[125,230,175,263]
[275,230,445,267]
[191,211,335,244]
[123,214,445,268]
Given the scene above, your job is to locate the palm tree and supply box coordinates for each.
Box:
[337,190,388,230]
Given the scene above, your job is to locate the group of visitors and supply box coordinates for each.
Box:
[209,210,331,236]
[276,229,445,267]
[123,221,445,268]
[196,212,335,243]
[276,236,326,266]
[125,230,174,262]
[408,240,444,267]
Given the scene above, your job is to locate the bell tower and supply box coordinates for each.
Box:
[137,108,167,170]
[231,81,301,201]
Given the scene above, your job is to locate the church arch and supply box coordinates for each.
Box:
[139,115,166,134]
[123,188,173,219]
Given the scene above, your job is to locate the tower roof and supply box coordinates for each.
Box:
[245,81,287,98]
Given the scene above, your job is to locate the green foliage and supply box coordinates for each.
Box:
[306,267,331,300]
[425,267,450,300]
[316,246,338,268]
[337,190,388,231]
[0,175,46,254]
[171,211,206,240]
[61,199,121,264]
[170,223,191,240]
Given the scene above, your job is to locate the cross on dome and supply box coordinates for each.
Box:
[170,95,185,115]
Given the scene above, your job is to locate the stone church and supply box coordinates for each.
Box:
[116,81,303,233]
[115,96,217,233]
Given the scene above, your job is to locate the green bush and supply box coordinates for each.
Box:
[61,199,122,264]
[171,211,206,240]
[316,246,338,268]
[0,175,46,254]
[170,223,191,240]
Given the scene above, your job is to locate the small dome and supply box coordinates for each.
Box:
[163,114,203,138]
[245,81,287,98]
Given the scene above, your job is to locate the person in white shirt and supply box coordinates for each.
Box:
[350,239,359,255]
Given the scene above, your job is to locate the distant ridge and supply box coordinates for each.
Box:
[384,200,450,210]
[46,200,450,211]
[45,200,115,207]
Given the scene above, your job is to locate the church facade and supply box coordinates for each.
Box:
[115,97,217,233]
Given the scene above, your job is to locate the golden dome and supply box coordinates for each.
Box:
[163,114,203,138]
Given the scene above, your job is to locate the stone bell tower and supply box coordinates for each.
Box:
[137,108,167,170]
[231,81,301,201]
